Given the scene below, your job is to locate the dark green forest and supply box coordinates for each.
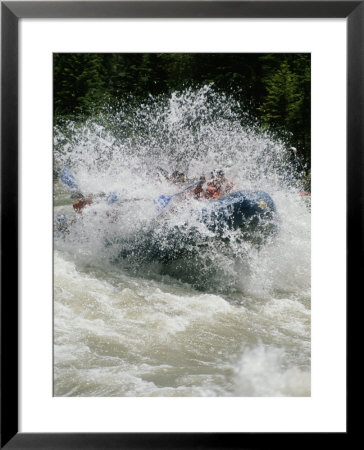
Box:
[54,53,310,164]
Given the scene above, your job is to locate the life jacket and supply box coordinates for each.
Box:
[205,183,220,199]
[205,179,235,199]
[73,196,93,212]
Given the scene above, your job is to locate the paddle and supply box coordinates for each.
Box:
[61,168,202,211]
[154,179,202,211]
[61,168,79,190]
[61,168,106,201]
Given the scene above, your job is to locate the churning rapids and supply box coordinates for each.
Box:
[53,88,311,397]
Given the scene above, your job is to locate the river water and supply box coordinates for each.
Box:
[53,88,311,397]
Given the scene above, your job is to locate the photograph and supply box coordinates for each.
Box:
[53,53,311,397]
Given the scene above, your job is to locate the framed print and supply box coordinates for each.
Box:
[1,1,357,448]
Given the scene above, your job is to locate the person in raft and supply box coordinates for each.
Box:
[193,169,234,200]
[73,195,93,212]
[288,147,304,173]
[170,170,187,185]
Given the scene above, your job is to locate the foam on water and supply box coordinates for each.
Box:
[54,87,310,396]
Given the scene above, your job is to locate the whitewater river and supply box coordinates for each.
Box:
[53,88,311,397]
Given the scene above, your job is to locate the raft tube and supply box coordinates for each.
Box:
[141,190,279,262]
[199,190,278,233]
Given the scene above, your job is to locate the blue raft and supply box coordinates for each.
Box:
[199,189,277,233]
[55,188,278,262]
[120,190,279,262]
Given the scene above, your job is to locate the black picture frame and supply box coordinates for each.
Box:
[1,1,357,448]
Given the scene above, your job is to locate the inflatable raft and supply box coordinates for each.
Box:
[55,189,279,262]
[199,189,277,233]
[130,189,279,262]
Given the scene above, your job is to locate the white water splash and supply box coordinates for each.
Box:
[54,87,310,397]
